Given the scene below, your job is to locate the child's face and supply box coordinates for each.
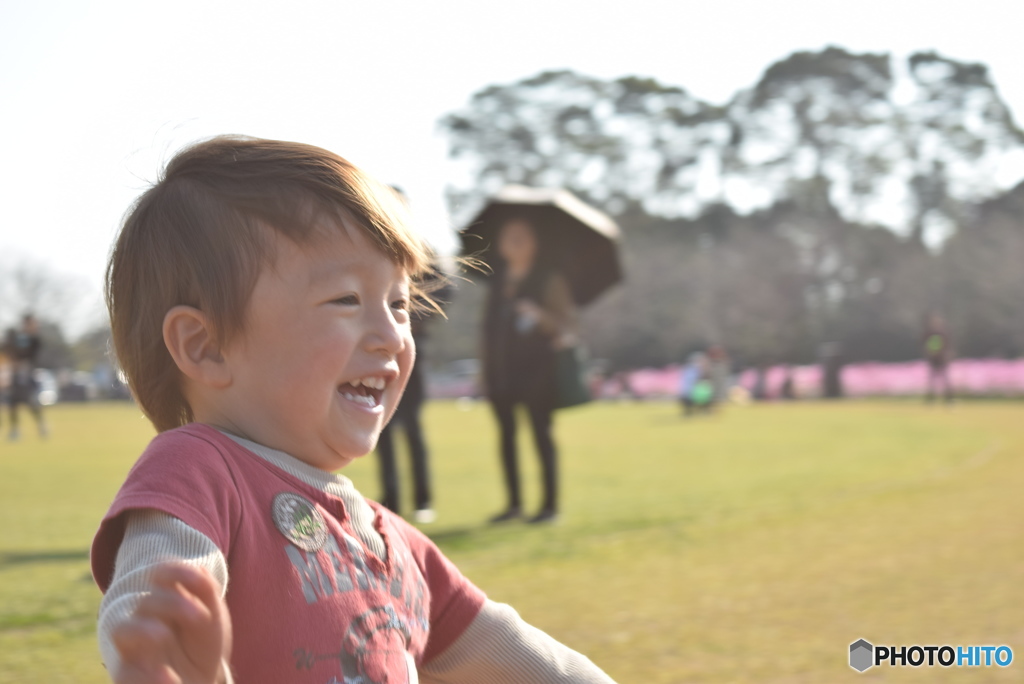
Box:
[212,220,414,471]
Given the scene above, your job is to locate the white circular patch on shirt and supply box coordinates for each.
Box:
[271,492,328,552]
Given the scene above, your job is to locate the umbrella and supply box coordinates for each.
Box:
[459,185,623,306]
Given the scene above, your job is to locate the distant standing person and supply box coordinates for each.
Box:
[779,366,796,400]
[6,313,48,440]
[819,341,844,399]
[376,306,435,523]
[924,313,953,403]
[706,344,730,409]
[483,218,575,524]
[375,187,440,523]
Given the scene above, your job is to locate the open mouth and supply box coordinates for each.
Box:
[338,376,386,409]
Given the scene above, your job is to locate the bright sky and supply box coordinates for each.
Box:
[2,0,1022,335]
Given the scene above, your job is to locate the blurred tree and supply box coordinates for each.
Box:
[596,204,812,369]
[441,70,727,222]
[722,47,895,219]
[70,324,113,371]
[896,52,1024,244]
[0,258,85,335]
[34,320,74,370]
[438,49,1024,371]
[940,180,1024,357]
[830,228,935,362]
[442,48,1023,238]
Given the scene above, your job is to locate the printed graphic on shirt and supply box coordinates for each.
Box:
[272,492,328,552]
[293,604,416,684]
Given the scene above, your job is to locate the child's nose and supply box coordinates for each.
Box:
[364,306,407,355]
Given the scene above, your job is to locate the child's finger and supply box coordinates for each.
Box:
[150,563,231,648]
[141,562,232,679]
[133,583,212,632]
[113,615,172,662]
[151,563,223,616]
[112,618,179,684]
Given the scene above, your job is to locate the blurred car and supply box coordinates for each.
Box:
[58,370,99,402]
[34,368,59,406]
[425,359,481,400]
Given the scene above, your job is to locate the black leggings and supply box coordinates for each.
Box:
[490,396,557,512]
[376,409,431,513]
[8,384,43,430]
[926,363,953,402]
[376,366,431,514]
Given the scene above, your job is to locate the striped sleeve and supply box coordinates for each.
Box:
[420,600,617,683]
[96,509,234,684]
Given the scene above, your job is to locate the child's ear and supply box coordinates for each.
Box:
[163,306,231,389]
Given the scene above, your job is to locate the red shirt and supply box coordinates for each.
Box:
[92,424,485,684]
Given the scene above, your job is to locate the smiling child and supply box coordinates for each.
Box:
[90,136,616,684]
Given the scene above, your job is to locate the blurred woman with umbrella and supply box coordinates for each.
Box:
[462,186,621,524]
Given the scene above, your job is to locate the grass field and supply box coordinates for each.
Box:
[0,399,1022,682]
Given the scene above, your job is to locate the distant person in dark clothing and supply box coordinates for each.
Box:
[376,312,434,523]
[779,366,796,400]
[924,313,953,403]
[819,341,844,399]
[375,185,440,523]
[483,218,575,524]
[6,313,48,440]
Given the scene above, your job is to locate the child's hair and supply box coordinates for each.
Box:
[107,135,433,432]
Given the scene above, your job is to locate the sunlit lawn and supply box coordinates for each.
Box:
[1,399,1022,682]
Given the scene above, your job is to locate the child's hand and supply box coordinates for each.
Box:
[111,563,232,684]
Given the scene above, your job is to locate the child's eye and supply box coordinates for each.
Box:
[391,297,410,313]
[331,294,359,306]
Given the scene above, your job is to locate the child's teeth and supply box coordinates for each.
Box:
[341,390,377,407]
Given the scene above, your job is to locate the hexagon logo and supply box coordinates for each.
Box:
[850,639,874,672]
